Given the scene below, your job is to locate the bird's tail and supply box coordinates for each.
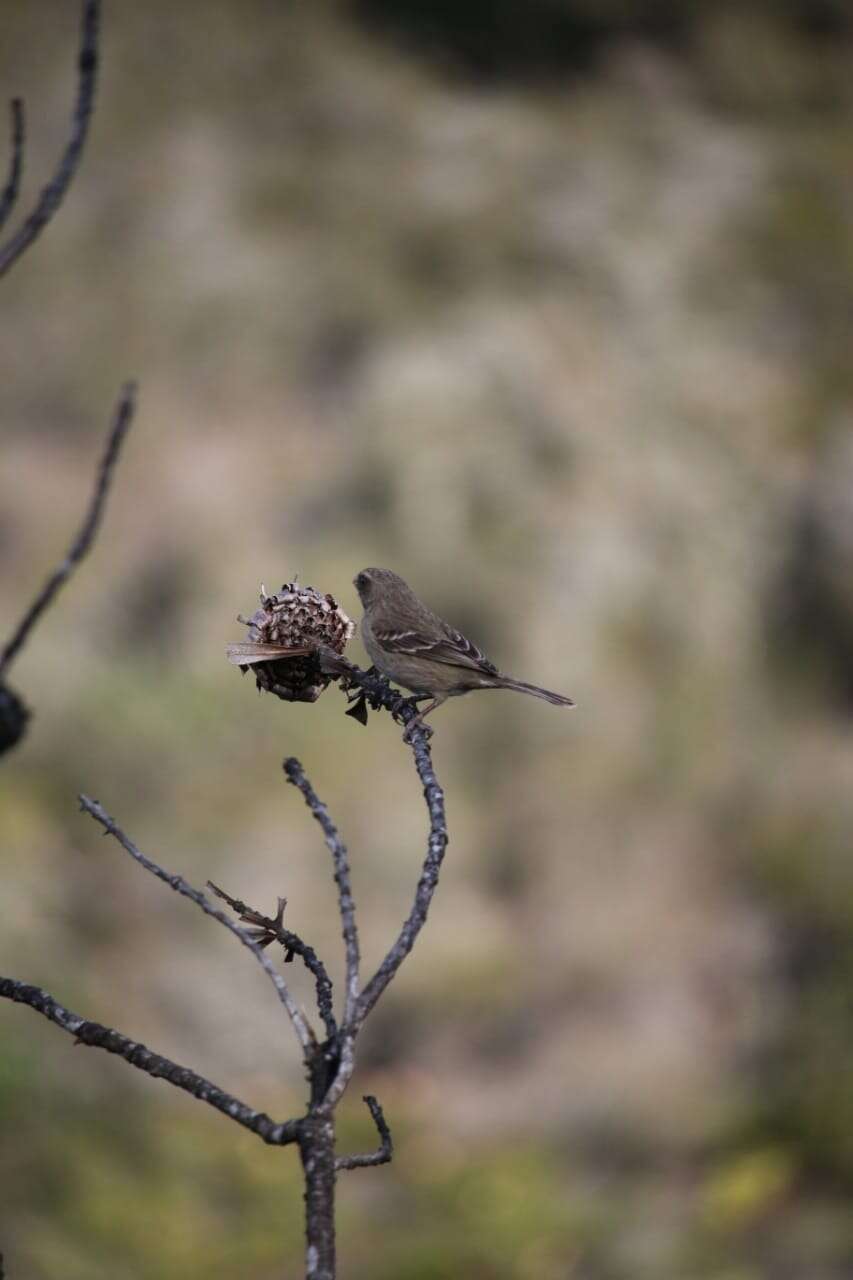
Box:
[497,675,575,707]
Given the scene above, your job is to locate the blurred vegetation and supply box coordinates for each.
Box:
[350,0,852,82]
[1,0,852,1276]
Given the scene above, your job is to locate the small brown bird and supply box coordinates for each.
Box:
[354,567,575,732]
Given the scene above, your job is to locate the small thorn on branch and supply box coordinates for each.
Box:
[207,879,287,946]
[207,880,337,1040]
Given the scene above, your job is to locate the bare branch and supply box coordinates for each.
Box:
[316,655,449,1024]
[335,1095,393,1171]
[0,98,24,231]
[208,881,337,1042]
[0,0,99,278]
[357,724,447,1020]
[78,795,316,1056]
[283,758,360,1027]
[0,382,136,680]
[278,659,449,1130]
[0,977,301,1146]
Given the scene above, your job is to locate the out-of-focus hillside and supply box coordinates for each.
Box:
[1,2,852,1276]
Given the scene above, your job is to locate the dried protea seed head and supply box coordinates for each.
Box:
[239,581,355,703]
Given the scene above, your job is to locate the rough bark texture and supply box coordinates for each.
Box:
[299,1116,338,1280]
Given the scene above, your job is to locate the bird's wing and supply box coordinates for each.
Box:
[371,626,498,674]
[225,642,313,665]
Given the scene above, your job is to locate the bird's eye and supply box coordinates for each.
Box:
[356,573,369,593]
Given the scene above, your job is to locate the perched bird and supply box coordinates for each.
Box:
[354,567,575,732]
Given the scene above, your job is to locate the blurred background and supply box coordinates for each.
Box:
[1,1,852,1276]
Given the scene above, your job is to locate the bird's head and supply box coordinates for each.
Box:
[353,567,408,608]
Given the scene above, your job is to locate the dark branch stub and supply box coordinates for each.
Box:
[336,1095,393,1171]
[0,682,29,757]
[0,0,100,278]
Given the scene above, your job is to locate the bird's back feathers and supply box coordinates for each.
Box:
[355,566,575,712]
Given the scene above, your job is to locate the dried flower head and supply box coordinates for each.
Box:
[227,581,355,703]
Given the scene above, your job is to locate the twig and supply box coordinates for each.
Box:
[335,1095,393,1171]
[208,881,337,1042]
[0,98,24,231]
[283,757,363,1113]
[316,654,449,1022]
[283,759,360,1027]
[357,724,447,1020]
[0,0,99,278]
[0,977,301,1146]
[78,796,315,1056]
[0,382,136,679]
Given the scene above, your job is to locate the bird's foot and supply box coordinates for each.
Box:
[402,712,434,743]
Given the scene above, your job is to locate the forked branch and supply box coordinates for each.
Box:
[3,656,449,1279]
